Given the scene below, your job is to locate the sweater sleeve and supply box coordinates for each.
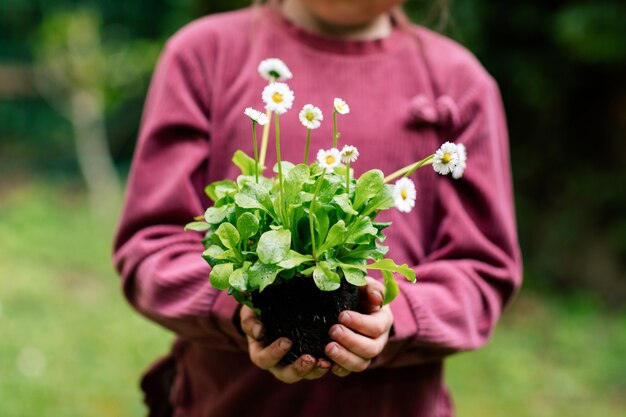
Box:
[373,75,522,368]
[112,35,246,350]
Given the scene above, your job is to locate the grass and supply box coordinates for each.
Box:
[1,181,625,416]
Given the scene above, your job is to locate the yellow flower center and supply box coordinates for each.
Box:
[442,153,451,164]
[306,113,315,121]
[325,155,336,165]
[401,189,408,200]
[272,92,283,104]
[336,105,343,112]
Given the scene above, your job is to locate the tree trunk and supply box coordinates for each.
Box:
[70,89,121,219]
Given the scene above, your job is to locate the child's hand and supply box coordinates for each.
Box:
[240,305,332,383]
[325,276,394,377]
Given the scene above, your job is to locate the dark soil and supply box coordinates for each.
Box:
[251,275,358,365]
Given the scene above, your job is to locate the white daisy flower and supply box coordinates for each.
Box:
[393,178,416,213]
[452,143,467,179]
[299,104,323,129]
[244,107,269,126]
[316,148,342,169]
[262,82,295,115]
[340,145,359,164]
[334,98,350,115]
[432,141,459,176]
[258,58,293,81]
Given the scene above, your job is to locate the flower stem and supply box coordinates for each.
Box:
[346,161,350,195]
[304,129,311,164]
[383,155,434,183]
[252,121,259,183]
[275,113,287,226]
[309,170,326,262]
[333,111,338,148]
[258,108,272,170]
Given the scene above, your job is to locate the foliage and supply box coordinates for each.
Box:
[188,151,415,305]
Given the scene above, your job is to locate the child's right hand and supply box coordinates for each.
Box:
[240,305,332,383]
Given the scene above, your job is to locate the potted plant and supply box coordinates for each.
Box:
[185,59,467,363]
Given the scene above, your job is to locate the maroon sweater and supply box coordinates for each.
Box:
[114,5,522,417]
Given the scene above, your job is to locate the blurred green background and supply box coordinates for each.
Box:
[1,0,625,416]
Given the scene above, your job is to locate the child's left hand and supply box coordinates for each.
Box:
[325,276,394,377]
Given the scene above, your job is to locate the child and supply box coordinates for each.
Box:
[113,0,522,416]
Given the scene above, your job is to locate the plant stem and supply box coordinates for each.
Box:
[252,121,259,183]
[258,108,272,170]
[304,129,311,164]
[309,169,326,261]
[383,155,434,183]
[333,110,338,148]
[346,161,350,195]
[404,154,434,177]
[361,197,394,218]
[275,113,287,227]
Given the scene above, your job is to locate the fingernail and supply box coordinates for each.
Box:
[252,324,263,340]
[371,290,383,304]
[328,344,339,356]
[302,355,314,365]
[279,339,291,350]
[329,325,342,338]
[339,311,351,325]
[318,359,331,369]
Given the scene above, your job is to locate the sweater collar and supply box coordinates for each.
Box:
[264,4,406,56]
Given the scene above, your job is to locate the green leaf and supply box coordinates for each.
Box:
[233,150,261,176]
[204,205,230,224]
[210,263,233,290]
[318,220,347,253]
[345,216,378,244]
[231,289,256,312]
[318,178,341,203]
[257,229,291,264]
[273,161,295,175]
[213,249,239,262]
[235,182,275,217]
[310,204,329,244]
[234,192,264,211]
[347,242,389,261]
[205,180,237,202]
[202,245,225,267]
[215,223,240,250]
[333,194,358,215]
[236,212,259,241]
[248,261,282,291]
[353,169,384,210]
[277,250,314,269]
[184,221,210,232]
[313,261,341,291]
[284,164,310,203]
[365,259,416,283]
[382,270,399,305]
[342,267,367,286]
[361,184,394,215]
[229,262,252,291]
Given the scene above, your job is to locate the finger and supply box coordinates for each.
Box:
[358,277,385,312]
[248,336,292,370]
[338,306,393,339]
[329,324,387,359]
[331,363,351,378]
[240,306,264,340]
[325,342,371,373]
[303,358,332,380]
[270,355,317,384]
